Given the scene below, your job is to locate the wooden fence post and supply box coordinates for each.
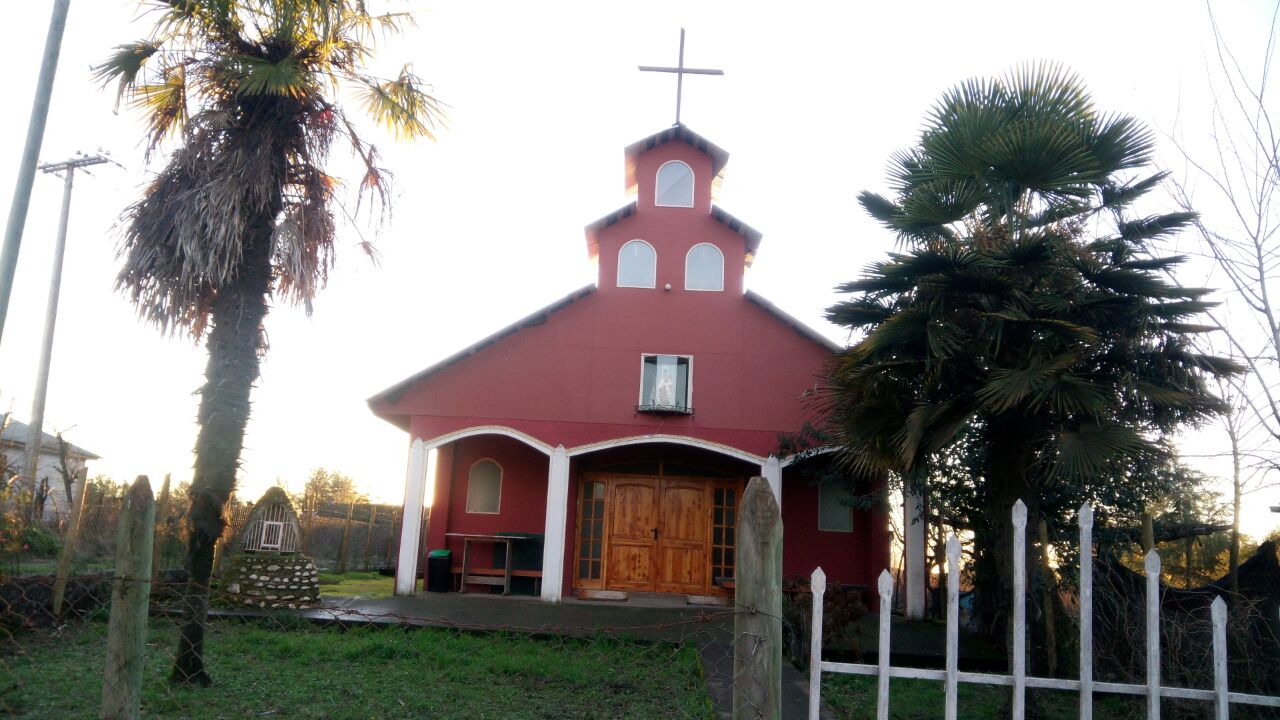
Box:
[338,500,356,574]
[150,474,171,583]
[361,505,378,572]
[384,507,400,569]
[301,498,313,554]
[733,476,783,720]
[51,466,86,616]
[101,475,154,720]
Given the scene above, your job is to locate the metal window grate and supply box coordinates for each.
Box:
[260,520,284,550]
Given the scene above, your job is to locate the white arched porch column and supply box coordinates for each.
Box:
[761,455,781,511]
[394,438,429,596]
[904,492,926,620]
[540,445,570,602]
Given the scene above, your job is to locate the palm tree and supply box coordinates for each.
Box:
[96,0,443,685]
[826,64,1238,651]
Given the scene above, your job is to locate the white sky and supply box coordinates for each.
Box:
[0,1,1276,538]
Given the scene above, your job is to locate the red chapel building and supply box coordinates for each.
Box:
[369,124,889,603]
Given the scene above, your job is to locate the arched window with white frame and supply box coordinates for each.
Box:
[617,239,657,288]
[685,243,724,291]
[655,160,694,207]
[466,459,502,514]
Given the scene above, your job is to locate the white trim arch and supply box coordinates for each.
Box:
[655,160,694,207]
[778,446,838,468]
[616,239,657,288]
[418,425,554,456]
[684,242,725,292]
[566,433,765,466]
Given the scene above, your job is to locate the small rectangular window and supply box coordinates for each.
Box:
[818,481,854,533]
[638,354,692,414]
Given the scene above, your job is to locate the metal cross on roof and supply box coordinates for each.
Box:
[638,28,724,126]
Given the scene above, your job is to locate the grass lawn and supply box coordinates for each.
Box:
[7,557,114,576]
[317,570,396,599]
[823,674,1142,720]
[3,618,711,719]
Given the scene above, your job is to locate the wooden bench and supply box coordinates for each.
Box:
[451,567,542,595]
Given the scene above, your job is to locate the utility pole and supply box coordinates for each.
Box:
[0,0,73,346]
[21,152,107,520]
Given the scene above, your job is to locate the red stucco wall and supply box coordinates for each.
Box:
[382,283,832,460]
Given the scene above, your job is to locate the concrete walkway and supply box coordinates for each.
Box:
[301,591,830,719]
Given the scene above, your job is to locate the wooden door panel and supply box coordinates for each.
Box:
[607,543,655,590]
[657,546,704,592]
[659,484,705,543]
[656,480,708,594]
[605,479,658,591]
[608,481,657,539]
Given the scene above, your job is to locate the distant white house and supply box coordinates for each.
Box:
[1,415,99,521]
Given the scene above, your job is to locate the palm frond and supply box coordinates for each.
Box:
[132,65,189,148]
[1117,212,1197,245]
[1087,113,1156,172]
[229,55,315,98]
[1099,172,1168,210]
[1119,255,1187,272]
[92,41,161,110]
[826,298,893,329]
[1032,374,1113,414]
[1052,421,1156,479]
[898,400,975,468]
[358,65,445,141]
[858,191,902,227]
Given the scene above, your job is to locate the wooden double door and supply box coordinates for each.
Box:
[576,473,740,596]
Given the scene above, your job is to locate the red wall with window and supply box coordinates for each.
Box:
[781,467,889,609]
[436,436,548,579]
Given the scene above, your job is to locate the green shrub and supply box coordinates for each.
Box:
[21,525,61,556]
[782,577,867,668]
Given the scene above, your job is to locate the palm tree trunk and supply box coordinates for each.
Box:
[170,215,274,686]
[982,414,1042,654]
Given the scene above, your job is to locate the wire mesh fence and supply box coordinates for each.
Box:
[2,493,402,580]
[0,476,787,718]
[0,573,780,719]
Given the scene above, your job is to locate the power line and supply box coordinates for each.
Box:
[19,151,108,520]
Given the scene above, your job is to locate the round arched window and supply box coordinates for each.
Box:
[617,240,657,288]
[685,243,724,291]
[466,459,502,514]
[655,161,694,207]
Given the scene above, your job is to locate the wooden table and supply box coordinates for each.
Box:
[446,533,527,595]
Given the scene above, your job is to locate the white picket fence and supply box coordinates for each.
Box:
[807,500,1280,720]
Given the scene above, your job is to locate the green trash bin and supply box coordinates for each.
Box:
[426,549,452,592]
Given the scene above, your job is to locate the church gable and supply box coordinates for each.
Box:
[624,125,726,212]
[370,123,836,450]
